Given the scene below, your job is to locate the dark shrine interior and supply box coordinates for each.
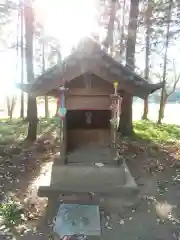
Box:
[66,110,111,130]
[66,110,111,151]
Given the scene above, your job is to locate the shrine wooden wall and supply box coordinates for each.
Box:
[66,74,113,110]
[65,74,113,151]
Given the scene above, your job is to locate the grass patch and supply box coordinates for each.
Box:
[0,199,23,227]
[133,120,180,143]
[0,119,27,145]
[0,117,59,145]
[38,117,59,134]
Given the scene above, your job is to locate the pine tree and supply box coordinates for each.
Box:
[20,0,24,118]
[142,0,153,120]
[119,0,140,135]
[41,33,49,118]
[103,0,117,53]
[24,0,38,141]
[157,0,173,124]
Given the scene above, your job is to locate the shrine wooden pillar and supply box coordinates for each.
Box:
[109,81,122,164]
[59,117,67,164]
[63,97,67,164]
[57,86,68,165]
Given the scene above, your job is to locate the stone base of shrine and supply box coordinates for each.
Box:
[38,160,138,209]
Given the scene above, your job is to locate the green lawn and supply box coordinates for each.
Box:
[0,117,179,146]
[37,117,59,134]
[0,117,59,145]
[133,120,180,143]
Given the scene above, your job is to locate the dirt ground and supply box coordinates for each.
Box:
[1,131,180,240]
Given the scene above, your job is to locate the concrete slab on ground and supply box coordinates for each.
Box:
[38,159,139,199]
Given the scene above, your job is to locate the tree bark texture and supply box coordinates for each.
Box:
[142,97,149,120]
[20,0,24,118]
[24,1,38,141]
[142,0,152,120]
[158,0,172,124]
[119,0,139,135]
[42,33,49,118]
[103,0,117,53]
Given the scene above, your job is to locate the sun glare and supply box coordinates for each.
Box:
[35,0,99,55]
[0,51,19,97]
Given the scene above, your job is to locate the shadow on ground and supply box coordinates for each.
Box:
[22,121,180,240]
[0,121,60,239]
[2,120,180,239]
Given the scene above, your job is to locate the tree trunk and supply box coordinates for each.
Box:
[103,0,117,53]
[142,0,152,120]
[24,0,38,141]
[20,0,24,118]
[27,97,38,141]
[20,92,24,118]
[45,96,49,118]
[142,97,148,120]
[27,119,38,142]
[119,0,126,56]
[6,96,16,120]
[119,91,133,135]
[6,96,10,117]
[6,97,12,119]
[56,100,58,116]
[9,112,12,120]
[157,0,172,124]
[42,31,49,118]
[158,93,168,124]
[119,0,139,135]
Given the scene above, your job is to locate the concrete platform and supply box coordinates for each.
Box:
[39,165,124,196]
[38,145,139,230]
[38,160,138,198]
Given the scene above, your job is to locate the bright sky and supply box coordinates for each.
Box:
[0,50,19,100]
[0,0,100,99]
[34,0,99,56]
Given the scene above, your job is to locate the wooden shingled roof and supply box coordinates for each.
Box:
[17,36,163,99]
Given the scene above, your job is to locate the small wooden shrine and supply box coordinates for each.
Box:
[18,37,163,238]
[18,36,163,164]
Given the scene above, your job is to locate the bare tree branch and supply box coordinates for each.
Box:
[154,58,180,97]
[167,59,180,96]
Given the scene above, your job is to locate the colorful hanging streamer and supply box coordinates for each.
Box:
[57,91,67,119]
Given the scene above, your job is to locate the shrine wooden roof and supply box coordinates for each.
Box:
[17,36,163,99]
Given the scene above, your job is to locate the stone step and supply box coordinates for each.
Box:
[38,160,138,198]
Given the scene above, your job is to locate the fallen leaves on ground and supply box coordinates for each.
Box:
[117,136,180,176]
[0,124,59,238]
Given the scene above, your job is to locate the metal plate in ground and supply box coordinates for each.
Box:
[53,204,101,237]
